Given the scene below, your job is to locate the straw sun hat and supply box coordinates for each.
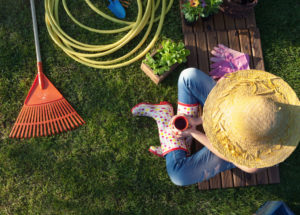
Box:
[202,70,300,168]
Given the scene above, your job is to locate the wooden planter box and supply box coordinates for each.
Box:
[140,62,179,85]
[140,50,180,84]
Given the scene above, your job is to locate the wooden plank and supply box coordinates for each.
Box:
[238,29,254,68]
[213,12,225,31]
[203,17,215,32]
[228,30,241,51]
[250,28,265,70]
[267,166,280,184]
[206,31,218,57]
[198,179,210,190]
[193,17,204,33]
[195,32,209,74]
[256,169,269,185]
[217,30,229,46]
[246,9,256,28]
[221,169,234,188]
[209,173,222,189]
[184,33,198,68]
[224,14,236,30]
[245,172,257,186]
[232,168,246,187]
[235,17,246,29]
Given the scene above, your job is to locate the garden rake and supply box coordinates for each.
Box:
[9,0,85,139]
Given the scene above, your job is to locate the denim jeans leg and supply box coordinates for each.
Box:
[178,68,216,106]
[166,149,236,186]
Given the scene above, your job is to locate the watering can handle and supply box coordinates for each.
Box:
[30,0,44,89]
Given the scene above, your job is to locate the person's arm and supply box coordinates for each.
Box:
[189,130,261,173]
[170,115,261,174]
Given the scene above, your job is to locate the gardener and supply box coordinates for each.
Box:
[132,68,300,186]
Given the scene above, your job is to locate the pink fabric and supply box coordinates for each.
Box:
[210,44,250,80]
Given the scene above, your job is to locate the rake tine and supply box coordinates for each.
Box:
[64,100,85,125]
[40,105,45,137]
[28,106,35,138]
[41,105,46,136]
[61,100,79,127]
[55,100,70,130]
[24,106,33,139]
[60,100,75,129]
[43,104,50,136]
[11,106,26,138]
[45,104,51,135]
[9,108,23,138]
[53,101,67,132]
[44,104,49,136]
[36,105,40,137]
[28,105,35,138]
[66,100,85,125]
[37,105,41,137]
[49,103,59,134]
[46,103,54,135]
[42,104,47,136]
[17,106,30,138]
[22,106,32,138]
[57,101,72,131]
[32,106,37,138]
[52,102,63,133]
[54,101,70,131]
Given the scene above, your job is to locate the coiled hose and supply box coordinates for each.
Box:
[44,0,174,69]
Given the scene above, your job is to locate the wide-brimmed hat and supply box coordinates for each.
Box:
[202,70,300,168]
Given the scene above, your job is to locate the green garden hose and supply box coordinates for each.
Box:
[44,0,174,69]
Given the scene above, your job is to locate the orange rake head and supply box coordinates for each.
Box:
[10,72,85,139]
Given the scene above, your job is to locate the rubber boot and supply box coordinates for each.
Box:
[132,102,188,157]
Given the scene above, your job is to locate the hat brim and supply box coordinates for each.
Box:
[203,70,300,168]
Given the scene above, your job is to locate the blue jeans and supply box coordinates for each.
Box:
[165,68,235,186]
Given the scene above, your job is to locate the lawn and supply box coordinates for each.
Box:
[0,0,299,214]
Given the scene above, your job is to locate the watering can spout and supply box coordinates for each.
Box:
[108,0,126,19]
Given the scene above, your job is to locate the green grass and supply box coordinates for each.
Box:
[0,0,299,214]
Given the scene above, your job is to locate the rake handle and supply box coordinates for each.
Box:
[30,0,44,89]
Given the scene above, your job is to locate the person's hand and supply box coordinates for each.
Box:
[169,114,203,138]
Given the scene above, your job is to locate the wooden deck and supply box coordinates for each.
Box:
[179,1,280,190]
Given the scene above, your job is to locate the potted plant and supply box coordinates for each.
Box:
[181,0,223,24]
[141,39,190,84]
[202,0,223,19]
[181,0,204,25]
[219,0,258,18]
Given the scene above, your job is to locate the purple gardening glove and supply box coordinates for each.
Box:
[210,44,250,80]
